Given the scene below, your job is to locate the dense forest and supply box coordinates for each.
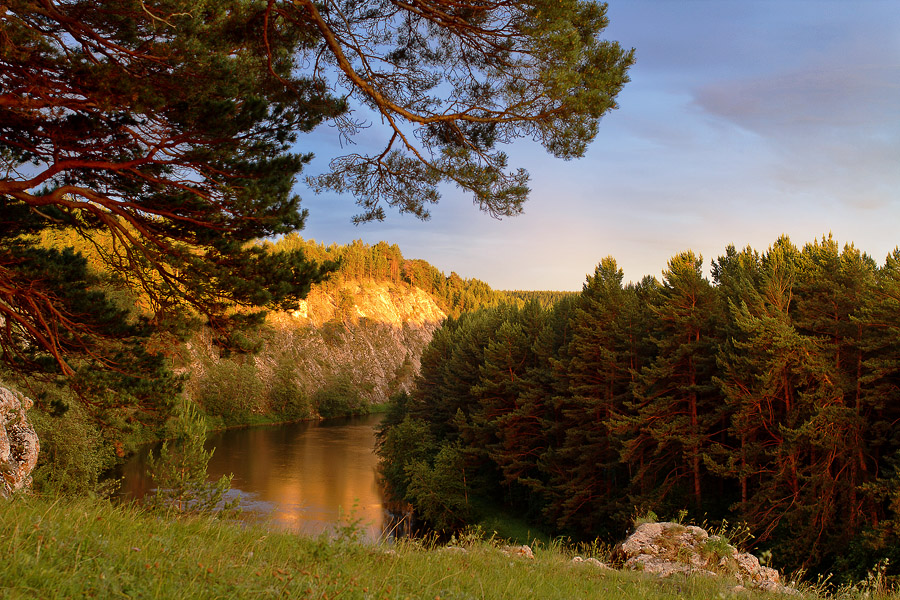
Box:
[377,235,900,581]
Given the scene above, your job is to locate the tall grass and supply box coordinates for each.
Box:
[0,495,844,599]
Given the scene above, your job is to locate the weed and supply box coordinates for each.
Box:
[332,501,366,545]
[847,558,894,599]
[633,508,659,527]
[573,537,613,561]
[701,518,754,552]
[701,535,737,574]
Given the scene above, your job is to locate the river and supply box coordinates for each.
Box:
[118,413,390,540]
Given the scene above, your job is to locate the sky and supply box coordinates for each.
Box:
[294,0,900,291]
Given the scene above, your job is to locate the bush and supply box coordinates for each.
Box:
[405,442,472,532]
[312,372,369,418]
[193,359,265,426]
[377,413,436,501]
[268,357,313,421]
[28,391,117,497]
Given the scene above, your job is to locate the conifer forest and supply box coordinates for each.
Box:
[377,235,900,579]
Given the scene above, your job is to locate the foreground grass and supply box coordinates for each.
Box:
[0,496,883,599]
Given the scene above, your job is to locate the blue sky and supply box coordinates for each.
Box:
[296,0,900,291]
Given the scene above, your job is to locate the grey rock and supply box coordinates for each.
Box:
[0,384,40,497]
[620,522,793,594]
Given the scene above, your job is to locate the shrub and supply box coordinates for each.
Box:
[377,414,436,501]
[405,442,472,532]
[268,357,313,421]
[192,359,265,426]
[28,391,117,497]
[312,372,369,418]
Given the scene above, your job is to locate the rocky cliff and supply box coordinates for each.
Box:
[183,281,446,420]
[0,384,39,497]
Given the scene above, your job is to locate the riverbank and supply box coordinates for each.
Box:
[0,495,875,599]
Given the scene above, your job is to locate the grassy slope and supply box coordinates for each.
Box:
[0,496,826,600]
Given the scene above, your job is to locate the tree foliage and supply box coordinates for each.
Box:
[296,0,635,222]
[1,0,339,376]
[1,0,632,376]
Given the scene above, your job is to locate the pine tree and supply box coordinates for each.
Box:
[621,251,722,513]
[470,301,548,507]
[545,258,633,532]
[409,307,511,441]
[712,238,827,544]
[857,249,900,469]
[3,0,633,375]
[784,237,877,565]
[147,401,238,515]
[714,236,879,568]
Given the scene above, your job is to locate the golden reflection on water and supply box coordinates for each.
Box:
[120,414,386,539]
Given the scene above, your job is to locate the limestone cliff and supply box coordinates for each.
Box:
[183,281,446,419]
[0,384,39,497]
[281,281,446,328]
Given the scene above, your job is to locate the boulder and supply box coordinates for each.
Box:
[502,544,534,560]
[572,556,612,569]
[0,385,40,497]
[620,522,790,593]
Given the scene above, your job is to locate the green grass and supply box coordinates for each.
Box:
[0,495,887,599]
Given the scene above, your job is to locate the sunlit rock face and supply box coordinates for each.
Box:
[0,384,39,498]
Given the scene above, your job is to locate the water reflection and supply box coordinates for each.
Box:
[118,414,387,539]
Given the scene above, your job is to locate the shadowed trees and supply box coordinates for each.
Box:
[378,236,900,577]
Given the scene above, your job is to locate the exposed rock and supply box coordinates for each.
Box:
[502,544,534,559]
[572,556,612,569]
[620,522,793,594]
[274,281,446,329]
[263,283,445,405]
[627,553,718,579]
[0,384,40,497]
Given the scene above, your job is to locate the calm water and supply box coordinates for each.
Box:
[118,413,389,539]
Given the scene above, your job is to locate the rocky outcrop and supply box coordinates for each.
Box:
[263,281,446,406]
[0,384,39,497]
[184,280,447,414]
[619,522,794,594]
[279,282,446,328]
